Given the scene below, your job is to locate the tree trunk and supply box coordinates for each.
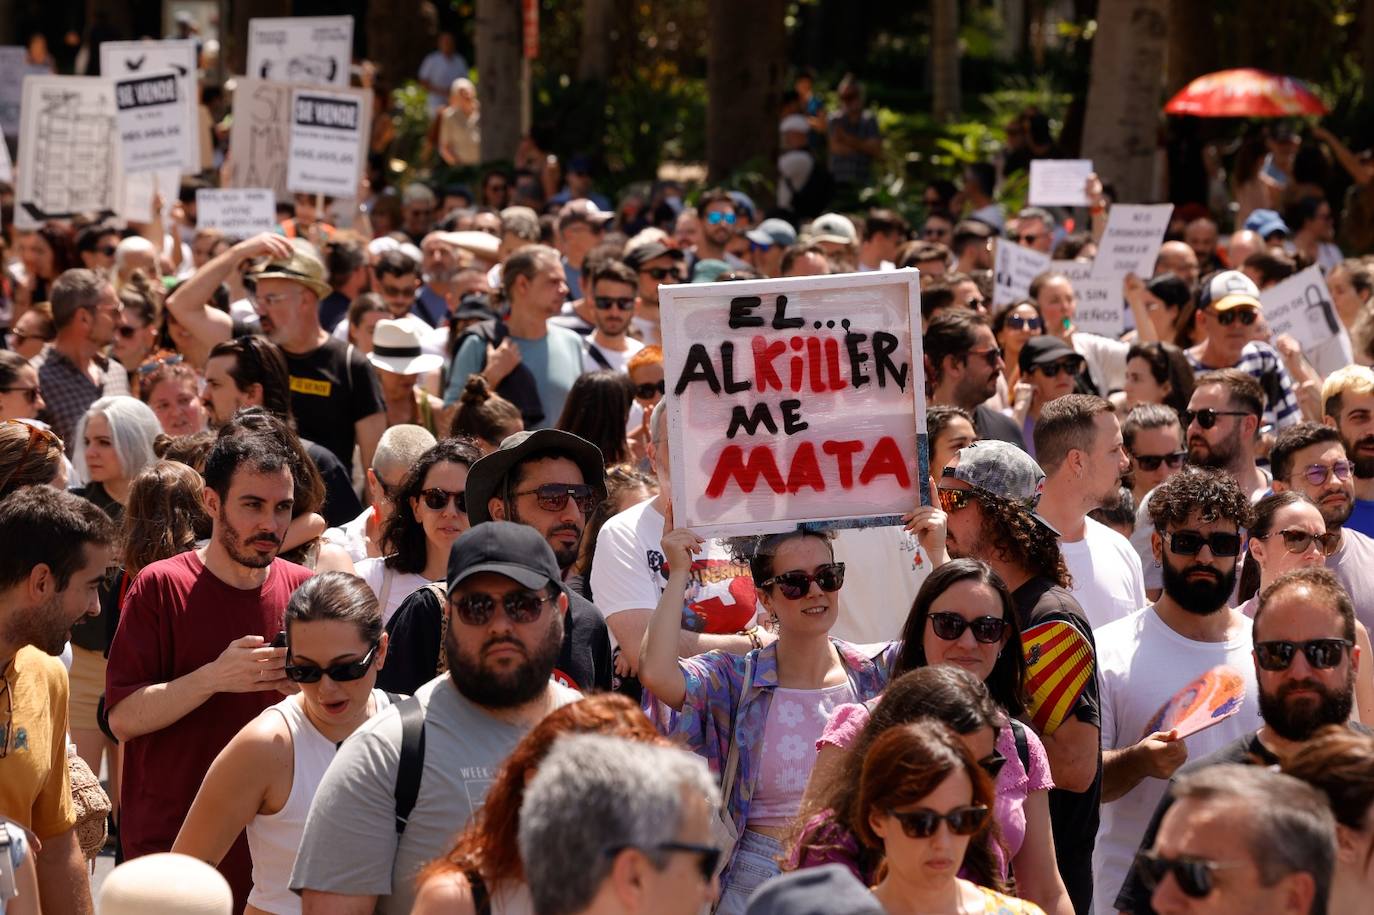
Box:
[367,0,435,93]
[475,0,523,163]
[1081,0,1168,202]
[705,0,785,183]
[226,0,291,77]
[1165,0,1215,93]
[579,0,614,82]
[931,0,961,121]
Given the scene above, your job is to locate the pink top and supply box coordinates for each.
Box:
[747,682,857,828]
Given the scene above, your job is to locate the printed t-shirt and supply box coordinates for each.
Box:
[281,337,383,471]
[0,647,73,838]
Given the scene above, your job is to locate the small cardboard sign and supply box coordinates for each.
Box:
[1093,204,1173,283]
[661,271,927,538]
[114,69,193,174]
[1260,265,1343,354]
[286,87,366,198]
[993,240,1051,307]
[196,188,277,238]
[1028,159,1094,207]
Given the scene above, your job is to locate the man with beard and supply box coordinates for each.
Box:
[291,522,581,915]
[1114,566,1364,914]
[415,231,465,327]
[105,432,311,909]
[0,488,115,915]
[1270,422,1374,634]
[1035,395,1145,629]
[1182,369,1269,499]
[1092,469,1262,915]
[937,439,1099,912]
[1321,365,1374,538]
[579,259,645,373]
[622,238,686,346]
[925,309,1025,448]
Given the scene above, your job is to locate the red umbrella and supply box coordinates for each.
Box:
[1164,68,1328,118]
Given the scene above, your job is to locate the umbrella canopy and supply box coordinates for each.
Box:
[1164,68,1328,118]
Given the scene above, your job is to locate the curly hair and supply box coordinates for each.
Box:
[973,490,1071,589]
[381,437,483,573]
[1147,467,1253,533]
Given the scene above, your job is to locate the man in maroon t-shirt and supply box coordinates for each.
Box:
[106,430,313,908]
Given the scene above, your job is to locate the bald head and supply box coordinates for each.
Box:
[1184,218,1218,264]
[372,424,438,475]
[1155,241,1199,288]
[1227,230,1264,271]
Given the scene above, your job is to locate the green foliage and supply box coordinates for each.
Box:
[386,81,435,186]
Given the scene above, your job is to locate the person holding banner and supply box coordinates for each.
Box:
[1030,271,1158,398]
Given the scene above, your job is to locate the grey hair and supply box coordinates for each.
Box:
[650,399,667,445]
[1017,206,1056,230]
[372,423,438,476]
[74,395,163,485]
[1170,765,1335,914]
[502,244,561,301]
[518,734,718,915]
[114,236,158,274]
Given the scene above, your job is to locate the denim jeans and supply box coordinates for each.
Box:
[714,830,785,915]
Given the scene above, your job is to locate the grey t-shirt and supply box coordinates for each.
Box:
[1329,527,1374,634]
[289,675,580,914]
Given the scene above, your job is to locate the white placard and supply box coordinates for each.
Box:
[993,240,1052,307]
[196,188,277,238]
[101,39,200,173]
[114,69,193,174]
[1093,204,1174,283]
[14,75,122,229]
[1073,276,1125,338]
[1260,265,1343,354]
[287,87,365,197]
[0,47,28,137]
[226,78,290,195]
[120,167,180,225]
[1028,159,1094,207]
[247,16,354,87]
[0,138,11,186]
[1048,258,1095,284]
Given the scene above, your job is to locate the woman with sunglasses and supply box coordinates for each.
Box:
[857,721,1046,914]
[356,437,481,624]
[6,306,56,361]
[1015,336,1086,457]
[173,572,392,915]
[638,516,896,914]
[627,345,665,468]
[0,351,46,422]
[992,301,1044,396]
[112,272,163,385]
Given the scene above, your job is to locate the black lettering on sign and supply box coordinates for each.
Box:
[725,403,778,439]
[728,296,765,329]
[779,399,809,435]
[116,74,178,110]
[293,96,360,131]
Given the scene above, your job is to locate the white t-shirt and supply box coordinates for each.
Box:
[830,525,928,644]
[582,335,645,374]
[1328,528,1374,634]
[630,315,660,345]
[356,557,435,627]
[589,498,760,644]
[1091,607,1261,915]
[1071,331,1130,396]
[1061,517,1147,630]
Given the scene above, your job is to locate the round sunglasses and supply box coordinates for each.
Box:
[419,488,467,513]
[759,562,846,599]
[451,590,553,626]
[927,611,1009,644]
[1296,460,1352,487]
[634,380,666,400]
[1256,528,1340,557]
[285,642,380,683]
[889,804,989,839]
[1005,314,1043,331]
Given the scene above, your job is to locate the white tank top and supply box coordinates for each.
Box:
[246,690,393,914]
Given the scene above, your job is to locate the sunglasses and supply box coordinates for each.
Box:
[928,611,1009,644]
[979,749,1008,779]
[1182,408,1251,430]
[1034,358,1084,378]
[138,353,184,376]
[95,244,118,257]
[1298,460,1353,487]
[1006,315,1043,331]
[759,562,846,599]
[1133,450,1186,471]
[706,211,738,226]
[115,323,143,339]
[516,483,598,514]
[1254,638,1352,671]
[0,386,41,405]
[451,590,553,626]
[606,842,722,882]
[1163,530,1242,557]
[937,487,978,512]
[642,266,686,282]
[965,297,988,312]
[890,805,989,839]
[1016,232,1045,245]
[966,346,1003,367]
[285,642,380,683]
[1213,308,1259,326]
[1134,851,1244,899]
[594,296,635,312]
[0,420,59,494]
[419,488,467,513]
[634,380,666,400]
[1259,528,1341,557]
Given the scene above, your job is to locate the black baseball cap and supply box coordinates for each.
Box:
[447,521,564,593]
[624,241,685,271]
[1018,335,1080,373]
[464,429,607,525]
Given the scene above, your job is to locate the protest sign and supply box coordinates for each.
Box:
[1072,276,1126,337]
[247,16,353,87]
[101,39,200,172]
[1260,265,1344,354]
[993,240,1051,307]
[287,88,367,197]
[226,78,290,195]
[661,271,926,538]
[0,47,27,137]
[1028,159,1094,207]
[1048,258,1094,284]
[120,167,180,225]
[114,69,193,174]
[1093,203,1173,282]
[0,136,11,186]
[14,75,122,229]
[196,188,276,238]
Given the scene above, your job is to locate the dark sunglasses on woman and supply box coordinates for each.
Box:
[927,612,1009,644]
[1034,358,1084,378]
[420,488,467,513]
[759,563,846,600]
[890,804,989,839]
[285,642,381,683]
[634,380,666,401]
[1005,315,1043,331]
[1257,529,1340,557]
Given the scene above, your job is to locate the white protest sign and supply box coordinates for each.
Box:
[993,240,1051,307]
[14,75,122,229]
[1028,159,1094,207]
[1093,204,1173,282]
[0,48,27,137]
[1048,258,1094,284]
[101,39,200,173]
[662,271,927,538]
[1073,277,1125,337]
[287,87,366,197]
[1260,265,1344,355]
[196,188,276,238]
[0,137,11,186]
[120,167,180,225]
[114,69,193,174]
[226,78,290,195]
[247,16,354,87]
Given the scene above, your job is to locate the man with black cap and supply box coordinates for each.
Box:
[380,429,613,694]
[292,521,583,915]
[624,239,687,345]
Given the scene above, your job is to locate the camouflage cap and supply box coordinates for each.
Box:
[945,439,1060,535]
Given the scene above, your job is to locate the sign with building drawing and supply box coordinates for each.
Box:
[14,75,121,229]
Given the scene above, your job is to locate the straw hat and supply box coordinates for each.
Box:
[99,853,232,915]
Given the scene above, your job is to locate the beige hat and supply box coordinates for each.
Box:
[251,238,331,299]
[99,853,232,915]
[367,318,445,376]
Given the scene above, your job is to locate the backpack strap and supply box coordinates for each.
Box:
[584,339,613,371]
[1009,718,1031,773]
[425,582,451,676]
[393,695,427,834]
[463,868,492,915]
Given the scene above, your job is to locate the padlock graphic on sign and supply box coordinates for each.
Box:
[1305,284,1341,337]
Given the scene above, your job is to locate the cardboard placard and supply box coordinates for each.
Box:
[993,240,1051,307]
[14,75,122,229]
[226,78,290,195]
[115,69,193,174]
[1093,204,1173,283]
[100,39,200,172]
[196,188,277,238]
[247,16,354,87]
[1072,276,1125,338]
[1260,265,1343,353]
[120,167,180,225]
[662,271,927,538]
[286,87,365,197]
[0,47,27,138]
[1028,159,1094,207]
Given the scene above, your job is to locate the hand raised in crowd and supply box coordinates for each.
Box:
[235,232,297,262]
[211,635,291,694]
[659,500,704,574]
[484,337,522,386]
[902,502,949,567]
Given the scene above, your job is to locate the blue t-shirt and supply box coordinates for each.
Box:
[1347,498,1374,540]
[418,50,470,112]
[445,324,584,428]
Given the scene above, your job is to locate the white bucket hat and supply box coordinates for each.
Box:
[99,853,232,915]
[367,318,445,376]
